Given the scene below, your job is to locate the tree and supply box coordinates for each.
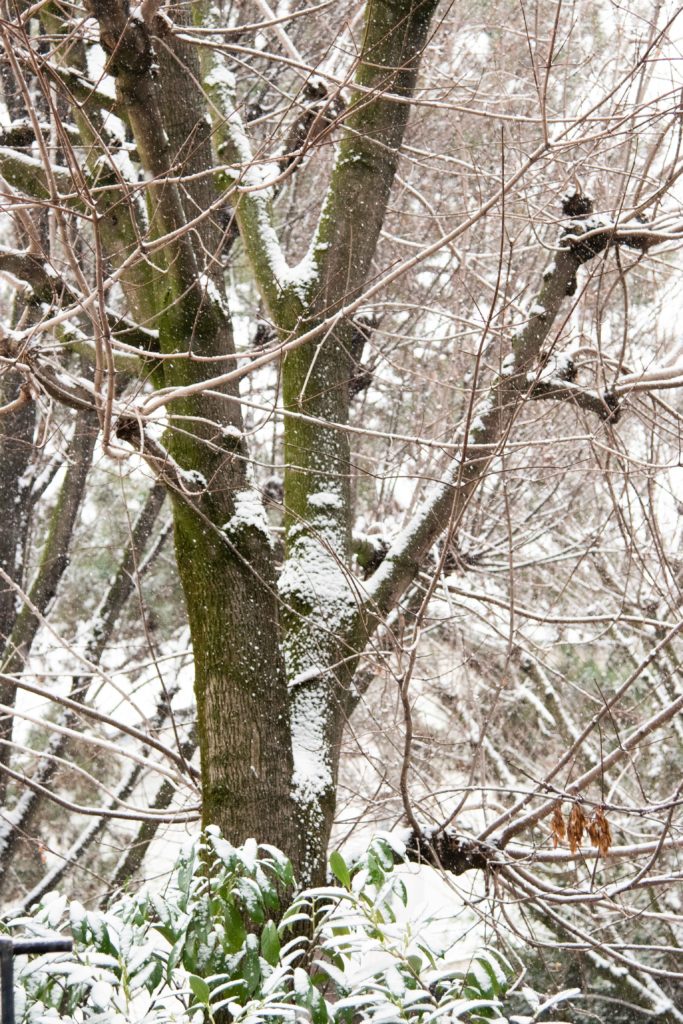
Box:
[2,0,683,1015]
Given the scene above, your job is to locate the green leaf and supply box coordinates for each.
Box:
[242,938,261,994]
[474,958,502,998]
[153,923,176,945]
[372,838,395,870]
[406,954,423,975]
[310,984,330,1024]
[223,900,246,951]
[329,851,351,889]
[189,975,211,1004]
[366,850,385,887]
[142,960,163,994]
[177,850,195,903]
[236,877,265,924]
[167,935,185,983]
[261,920,281,966]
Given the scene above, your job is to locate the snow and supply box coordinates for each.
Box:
[500,352,516,376]
[279,535,354,632]
[289,665,323,689]
[289,679,334,803]
[223,489,273,546]
[199,272,231,318]
[205,46,330,302]
[240,836,258,870]
[281,523,355,808]
[467,398,493,440]
[85,47,117,99]
[278,486,358,814]
[552,352,574,377]
[1,148,53,174]
[178,468,206,492]
[204,55,236,98]
[308,490,343,511]
[280,239,325,300]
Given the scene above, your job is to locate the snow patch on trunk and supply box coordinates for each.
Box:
[223,489,273,547]
[290,678,334,803]
[280,489,355,811]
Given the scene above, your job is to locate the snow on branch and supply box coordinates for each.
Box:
[355,191,663,634]
[201,32,321,322]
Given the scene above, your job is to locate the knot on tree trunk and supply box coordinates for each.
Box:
[558,188,652,279]
[85,1,155,80]
[404,828,496,874]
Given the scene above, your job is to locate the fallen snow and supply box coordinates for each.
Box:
[223,489,273,546]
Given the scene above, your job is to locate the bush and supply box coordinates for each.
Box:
[6,829,579,1023]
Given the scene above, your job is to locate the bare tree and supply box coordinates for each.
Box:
[1,0,683,1015]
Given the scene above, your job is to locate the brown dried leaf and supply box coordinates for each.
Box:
[587,806,612,858]
[567,803,588,854]
[550,802,566,848]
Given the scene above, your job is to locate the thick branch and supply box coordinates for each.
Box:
[0,248,159,353]
[403,826,494,875]
[528,376,620,422]
[1,408,97,674]
[352,197,642,665]
[85,0,199,293]
[198,23,293,323]
[0,408,97,811]
[0,146,73,200]
[312,0,439,313]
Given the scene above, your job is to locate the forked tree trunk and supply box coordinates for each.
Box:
[78,0,438,886]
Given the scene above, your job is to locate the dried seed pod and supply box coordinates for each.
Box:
[567,803,588,853]
[550,802,566,848]
[587,807,612,858]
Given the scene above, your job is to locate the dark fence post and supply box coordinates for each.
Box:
[0,937,72,1024]
[0,938,14,1024]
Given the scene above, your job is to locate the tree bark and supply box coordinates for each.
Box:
[83,0,308,871]
[278,0,440,880]
[8,0,438,885]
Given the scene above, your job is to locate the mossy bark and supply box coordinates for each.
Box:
[278,0,439,880]
[79,2,307,867]
[76,0,437,886]
[0,358,36,806]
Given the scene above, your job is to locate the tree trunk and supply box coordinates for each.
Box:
[278,0,440,880]
[80,0,438,887]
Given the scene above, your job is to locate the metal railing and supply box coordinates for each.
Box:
[0,936,72,1024]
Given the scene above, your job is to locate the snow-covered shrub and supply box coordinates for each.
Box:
[6,829,578,1023]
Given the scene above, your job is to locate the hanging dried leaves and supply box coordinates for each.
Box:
[550,801,566,848]
[548,801,612,857]
[567,803,588,853]
[587,806,612,857]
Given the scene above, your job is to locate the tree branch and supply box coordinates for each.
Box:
[198,15,293,323]
[0,479,169,886]
[0,247,159,353]
[354,195,654,647]
[1,408,98,674]
[311,0,440,314]
[528,376,620,422]
[0,146,73,200]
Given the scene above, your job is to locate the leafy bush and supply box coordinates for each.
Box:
[6,829,579,1023]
